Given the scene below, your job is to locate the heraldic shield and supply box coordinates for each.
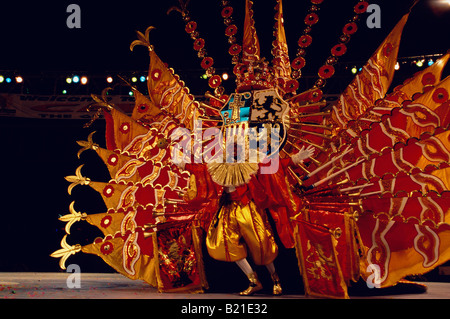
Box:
[220,88,289,161]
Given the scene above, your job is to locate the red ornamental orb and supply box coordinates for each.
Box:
[305,13,319,26]
[100,215,113,229]
[185,21,197,34]
[354,1,369,14]
[318,65,335,79]
[309,89,323,103]
[201,57,214,69]
[244,45,257,55]
[298,35,313,48]
[343,22,358,35]
[421,72,437,86]
[285,79,299,93]
[137,103,149,113]
[228,43,242,56]
[103,185,114,198]
[383,43,394,57]
[208,75,222,88]
[225,25,237,37]
[292,57,306,70]
[432,88,449,104]
[151,69,162,81]
[331,43,347,57]
[193,38,205,51]
[100,241,114,255]
[221,6,233,18]
[119,122,130,134]
[107,154,119,166]
[311,0,324,4]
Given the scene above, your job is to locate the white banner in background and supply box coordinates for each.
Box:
[0,93,339,119]
[0,94,135,119]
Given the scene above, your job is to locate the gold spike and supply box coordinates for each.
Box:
[198,117,223,122]
[287,134,326,152]
[176,190,186,197]
[312,159,365,188]
[201,135,218,145]
[296,162,311,175]
[293,110,331,118]
[348,192,361,197]
[308,156,321,166]
[306,146,352,178]
[281,148,291,157]
[286,87,320,102]
[287,167,303,186]
[349,202,361,206]
[360,190,383,197]
[359,117,378,123]
[64,165,91,195]
[289,127,332,140]
[50,235,82,270]
[336,178,350,186]
[144,223,157,229]
[143,231,155,239]
[58,201,88,235]
[205,92,227,105]
[117,75,135,89]
[152,212,165,217]
[340,183,373,193]
[292,101,327,109]
[165,198,185,205]
[200,102,221,112]
[76,131,99,159]
[286,139,302,152]
[311,201,360,207]
[290,122,333,131]
[142,222,158,238]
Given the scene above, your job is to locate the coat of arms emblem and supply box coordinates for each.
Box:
[220,88,289,160]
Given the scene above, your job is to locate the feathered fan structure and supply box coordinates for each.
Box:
[52,0,450,298]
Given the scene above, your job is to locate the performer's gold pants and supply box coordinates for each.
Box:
[206,200,278,265]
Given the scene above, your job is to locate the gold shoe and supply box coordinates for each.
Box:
[239,272,263,296]
[271,272,282,296]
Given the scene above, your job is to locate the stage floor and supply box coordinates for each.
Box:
[0,272,450,299]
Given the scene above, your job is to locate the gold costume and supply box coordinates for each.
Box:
[206,199,278,265]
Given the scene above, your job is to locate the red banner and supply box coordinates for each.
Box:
[294,219,348,298]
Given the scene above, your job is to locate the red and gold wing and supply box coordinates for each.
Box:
[286,12,450,298]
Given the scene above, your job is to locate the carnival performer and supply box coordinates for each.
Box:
[180,143,315,295]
